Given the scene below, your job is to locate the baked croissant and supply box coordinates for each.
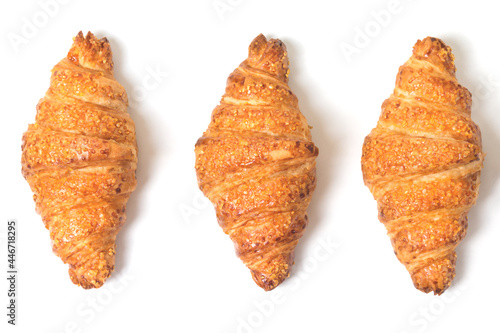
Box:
[195,34,318,291]
[21,31,137,289]
[361,37,483,295]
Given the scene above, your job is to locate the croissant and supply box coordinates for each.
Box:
[195,34,318,291]
[21,31,137,289]
[361,37,484,295]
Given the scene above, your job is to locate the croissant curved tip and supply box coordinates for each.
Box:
[412,36,456,76]
[244,33,290,83]
[410,253,457,295]
[69,265,114,289]
[249,252,294,291]
[66,245,117,289]
[67,31,114,72]
[251,269,285,291]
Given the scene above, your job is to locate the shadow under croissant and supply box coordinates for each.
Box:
[100,32,159,281]
[279,38,340,276]
[441,35,500,289]
[453,107,499,290]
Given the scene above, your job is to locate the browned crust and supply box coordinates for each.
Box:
[21,32,137,289]
[195,34,318,291]
[67,31,114,72]
[361,37,483,295]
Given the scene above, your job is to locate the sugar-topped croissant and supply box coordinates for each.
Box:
[361,37,484,294]
[21,32,137,289]
[195,34,318,291]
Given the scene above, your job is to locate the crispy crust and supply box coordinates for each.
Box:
[195,34,318,291]
[21,32,137,289]
[67,31,114,72]
[361,37,483,295]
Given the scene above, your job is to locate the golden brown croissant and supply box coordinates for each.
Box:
[21,31,137,289]
[361,37,484,295]
[195,34,318,291]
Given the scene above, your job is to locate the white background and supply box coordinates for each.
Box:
[1,0,499,332]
